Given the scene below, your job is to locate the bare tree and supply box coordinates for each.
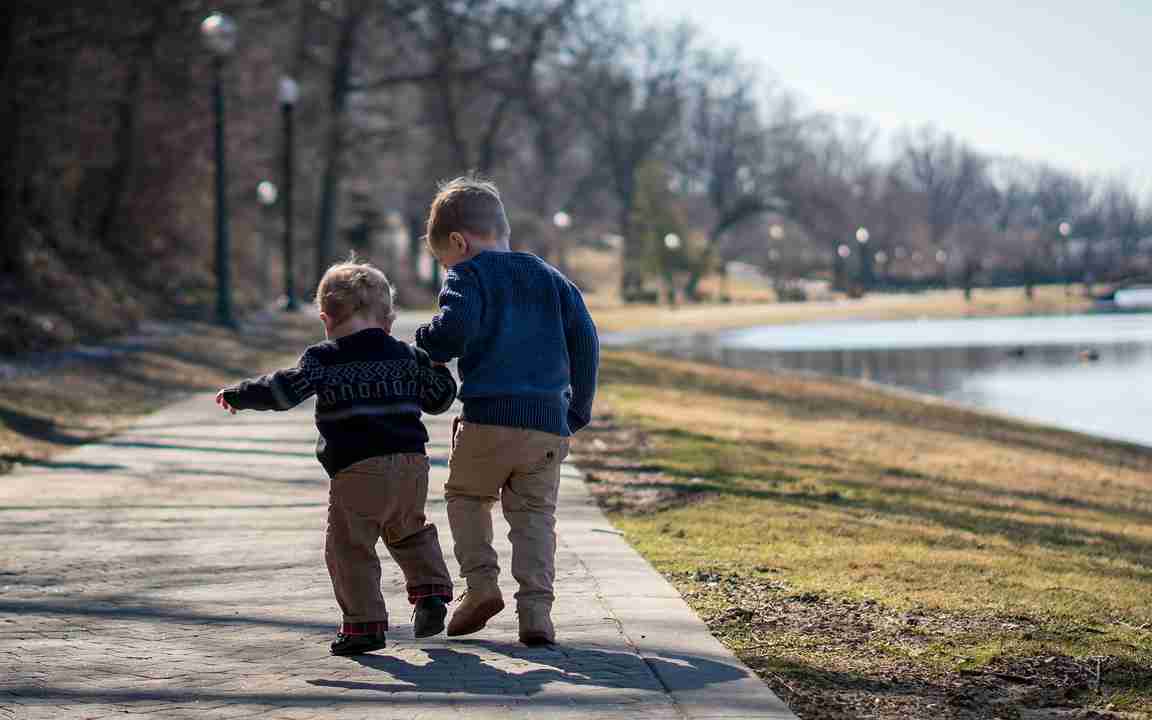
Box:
[778,115,876,291]
[569,19,694,297]
[674,51,793,298]
[895,126,986,285]
[1100,181,1143,273]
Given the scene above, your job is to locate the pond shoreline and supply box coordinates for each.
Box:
[604,311,1152,450]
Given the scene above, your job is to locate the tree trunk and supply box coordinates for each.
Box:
[314,4,363,288]
[96,12,161,251]
[617,205,639,299]
[0,7,21,274]
[832,248,846,292]
[682,236,718,302]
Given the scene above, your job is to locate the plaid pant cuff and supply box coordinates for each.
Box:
[339,620,387,636]
[407,584,454,605]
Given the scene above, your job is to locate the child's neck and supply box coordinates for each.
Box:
[327,315,389,340]
[464,236,509,261]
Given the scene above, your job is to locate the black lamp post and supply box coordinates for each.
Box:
[855,226,872,289]
[257,180,279,299]
[552,211,571,273]
[279,76,299,310]
[201,12,239,326]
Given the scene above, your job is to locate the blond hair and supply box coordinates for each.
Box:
[425,175,510,249]
[314,255,396,325]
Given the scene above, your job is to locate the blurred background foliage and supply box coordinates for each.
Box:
[2,0,1149,351]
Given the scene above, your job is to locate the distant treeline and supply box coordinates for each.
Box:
[1,1,1148,349]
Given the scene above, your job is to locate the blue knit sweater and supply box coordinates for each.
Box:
[415,250,599,436]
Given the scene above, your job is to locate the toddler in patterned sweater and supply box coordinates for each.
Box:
[216,258,456,656]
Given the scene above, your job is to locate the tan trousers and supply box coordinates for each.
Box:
[445,419,570,611]
[325,454,453,625]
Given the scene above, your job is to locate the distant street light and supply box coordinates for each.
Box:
[201,12,239,326]
[935,249,949,288]
[280,75,299,310]
[769,224,785,241]
[552,211,572,273]
[664,233,681,250]
[1058,221,1072,238]
[837,244,851,258]
[875,251,888,265]
[855,227,872,288]
[256,181,278,299]
[257,180,278,206]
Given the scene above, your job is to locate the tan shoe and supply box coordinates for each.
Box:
[446,587,505,637]
[518,605,555,646]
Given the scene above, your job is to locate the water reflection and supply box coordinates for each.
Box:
[635,315,1152,448]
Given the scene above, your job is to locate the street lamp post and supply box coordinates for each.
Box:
[257,180,278,300]
[1058,220,1072,295]
[552,211,571,274]
[662,233,681,307]
[201,12,238,326]
[835,243,851,292]
[935,249,949,288]
[855,226,871,289]
[280,76,299,310]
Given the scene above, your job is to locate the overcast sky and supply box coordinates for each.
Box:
[637,0,1150,194]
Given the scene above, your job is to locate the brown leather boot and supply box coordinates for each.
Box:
[446,587,505,637]
[517,604,555,646]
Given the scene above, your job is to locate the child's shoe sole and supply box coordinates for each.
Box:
[330,634,387,656]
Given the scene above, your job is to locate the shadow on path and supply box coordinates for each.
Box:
[308,642,747,696]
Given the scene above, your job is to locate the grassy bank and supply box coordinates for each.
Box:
[573,351,1152,719]
[589,285,1093,332]
[0,313,319,473]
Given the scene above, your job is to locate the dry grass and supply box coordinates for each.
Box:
[588,285,1093,333]
[0,313,320,473]
[573,351,1152,719]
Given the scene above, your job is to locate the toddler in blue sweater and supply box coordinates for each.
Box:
[415,176,599,645]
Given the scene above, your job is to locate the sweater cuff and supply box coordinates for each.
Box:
[414,325,454,363]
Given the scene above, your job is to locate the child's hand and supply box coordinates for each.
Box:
[215,391,237,415]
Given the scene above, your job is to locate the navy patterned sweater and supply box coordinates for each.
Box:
[415,250,599,436]
[219,328,457,477]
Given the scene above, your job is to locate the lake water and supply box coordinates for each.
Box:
[623,313,1152,448]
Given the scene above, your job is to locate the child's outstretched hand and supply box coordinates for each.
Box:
[215,390,237,415]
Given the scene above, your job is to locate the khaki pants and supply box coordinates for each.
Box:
[325,454,453,626]
[446,419,570,611]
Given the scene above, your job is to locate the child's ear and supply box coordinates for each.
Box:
[319,311,333,330]
[449,231,467,254]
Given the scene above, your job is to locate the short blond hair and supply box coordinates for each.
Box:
[315,255,396,325]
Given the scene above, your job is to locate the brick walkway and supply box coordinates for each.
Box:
[0,356,794,718]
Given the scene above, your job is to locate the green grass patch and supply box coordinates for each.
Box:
[576,351,1152,718]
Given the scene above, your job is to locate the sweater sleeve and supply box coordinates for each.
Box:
[414,266,483,363]
[563,282,599,434]
[412,346,458,415]
[219,349,322,411]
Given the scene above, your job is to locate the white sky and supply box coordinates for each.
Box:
[637,0,1151,195]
